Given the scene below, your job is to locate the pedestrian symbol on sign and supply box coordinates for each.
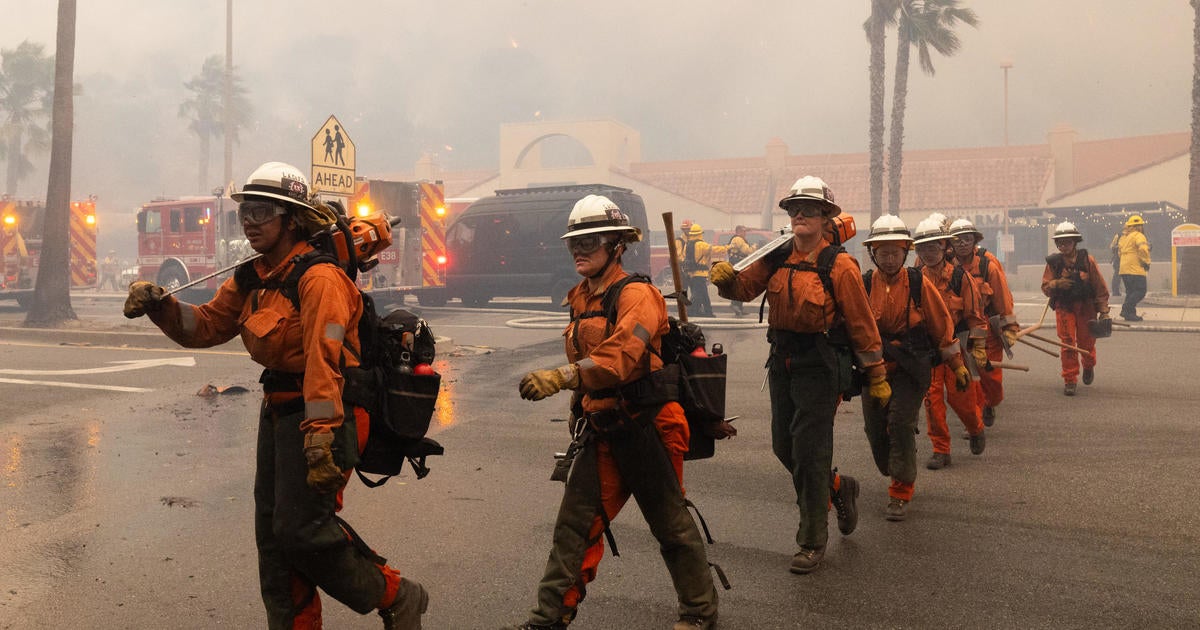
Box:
[311,115,355,197]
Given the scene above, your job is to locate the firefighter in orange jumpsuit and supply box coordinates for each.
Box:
[1041,221,1110,396]
[914,217,989,470]
[948,218,1020,427]
[710,175,888,575]
[123,162,427,630]
[861,216,970,520]
[509,195,720,630]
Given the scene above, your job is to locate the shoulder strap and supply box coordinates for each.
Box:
[600,273,652,326]
[815,245,844,297]
[862,269,873,294]
[977,247,990,281]
[907,266,923,308]
[236,251,341,312]
[949,265,965,295]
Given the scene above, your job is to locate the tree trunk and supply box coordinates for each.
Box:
[25,0,76,326]
[198,132,210,194]
[1183,0,1200,294]
[868,6,887,223]
[5,132,22,194]
[886,25,912,217]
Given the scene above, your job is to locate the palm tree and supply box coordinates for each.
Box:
[25,0,76,326]
[1184,0,1200,294]
[179,55,251,194]
[0,41,54,195]
[885,0,978,215]
[865,0,899,223]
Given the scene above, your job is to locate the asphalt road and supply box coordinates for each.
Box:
[0,302,1197,629]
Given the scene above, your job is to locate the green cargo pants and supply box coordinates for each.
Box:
[527,411,718,625]
[254,401,385,629]
[767,351,841,550]
[861,364,929,486]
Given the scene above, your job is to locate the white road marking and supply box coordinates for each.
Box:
[0,356,196,376]
[0,377,152,393]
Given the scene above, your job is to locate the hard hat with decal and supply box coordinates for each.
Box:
[948,218,983,241]
[778,175,841,217]
[912,216,951,245]
[230,161,315,211]
[1124,215,1146,227]
[864,214,912,245]
[560,194,640,241]
[1053,221,1083,241]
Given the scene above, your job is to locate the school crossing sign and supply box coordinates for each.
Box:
[311,115,355,197]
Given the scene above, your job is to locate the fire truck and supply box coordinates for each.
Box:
[0,197,98,309]
[135,195,244,292]
[134,180,447,303]
[348,178,448,306]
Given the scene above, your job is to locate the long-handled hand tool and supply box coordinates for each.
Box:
[662,212,691,322]
[1021,330,1095,357]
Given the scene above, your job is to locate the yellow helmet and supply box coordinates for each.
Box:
[1124,215,1146,227]
[688,223,704,237]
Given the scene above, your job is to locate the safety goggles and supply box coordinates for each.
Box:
[783,202,825,219]
[238,201,286,226]
[565,234,610,255]
[951,235,976,245]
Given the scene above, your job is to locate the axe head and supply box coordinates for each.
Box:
[957,331,980,381]
[990,314,1014,359]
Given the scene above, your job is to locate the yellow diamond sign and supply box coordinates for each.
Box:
[311,115,355,197]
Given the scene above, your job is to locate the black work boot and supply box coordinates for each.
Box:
[1082,367,1094,385]
[380,578,429,630]
[969,430,986,455]
[831,474,860,536]
[982,406,996,427]
[789,546,825,574]
[926,452,951,470]
[673,613,718,630]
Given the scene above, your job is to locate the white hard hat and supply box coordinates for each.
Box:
[1053,221,1082,240]
[912,216,951,245]
[230,161,315,210]
[863,214,912,245]
[560,194,640,241]
[948,218,983,241]
[778,175,842,217]
[927,212,949,231]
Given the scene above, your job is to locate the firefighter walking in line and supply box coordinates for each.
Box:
[123,162,427,630]
[1115,214,1152,321]
[861,216,970,520]
[724,225,757,317]
[1041,221,1110,396]
[710,176,887,574]
[509,195,719,630]
[680,224,727,317]
[913,217,989,470]
[947,218,1020,427]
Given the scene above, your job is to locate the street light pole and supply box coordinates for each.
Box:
[1000,60,1013,146]
[223,0,233,189]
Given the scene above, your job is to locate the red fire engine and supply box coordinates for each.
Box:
[135,180,448,303]
[135,195,244,292]
[1,196,98,309]
[348,178,448,306]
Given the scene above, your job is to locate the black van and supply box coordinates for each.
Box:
[436,184,649,307]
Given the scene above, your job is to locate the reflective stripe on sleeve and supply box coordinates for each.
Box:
[305,400,337,421]
[577,357,598,371]
[324,323,345,343]
[180,305,197,335]
[939,344,960,361]
[632,323,651,347]
[856,349,883,366]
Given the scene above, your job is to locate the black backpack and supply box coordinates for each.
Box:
[726,235,746,264]
[581,273,728,460]
[235,252,444,486]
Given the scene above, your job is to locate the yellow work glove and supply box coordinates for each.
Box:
[295,198,342,237]
[1003,327,1019,348]
[954,364,971,391]
[868,372,892,406]
[303,433,346,494]
[971,341,989,371]
[123,281,165,318]
[709,261,735,288]
[519,364,580,401]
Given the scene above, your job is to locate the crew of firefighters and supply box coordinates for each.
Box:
[122,162,1126,630]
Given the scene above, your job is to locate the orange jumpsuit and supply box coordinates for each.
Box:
[148,240,404,629]
[959,248,1017,410]
[920,260,988,455]
[528,261,716,625]
[1041,251,1109,384]
[717,238,883,550]
[864,268,963,501]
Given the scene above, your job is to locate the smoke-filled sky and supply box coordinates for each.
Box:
[0,0,1193,252]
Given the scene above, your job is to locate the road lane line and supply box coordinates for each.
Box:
[0,377,152,392]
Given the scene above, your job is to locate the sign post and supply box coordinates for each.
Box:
[1170,223,1200,296]
[311,115,356,199]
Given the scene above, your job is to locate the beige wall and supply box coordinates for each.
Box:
[1050,155,1188,208]
[498,119,641,190]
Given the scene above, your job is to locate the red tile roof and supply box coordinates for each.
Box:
[1048,131,1189,203]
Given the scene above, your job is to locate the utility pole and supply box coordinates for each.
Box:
[223,0,233,189]
[1000,60,1013,146]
